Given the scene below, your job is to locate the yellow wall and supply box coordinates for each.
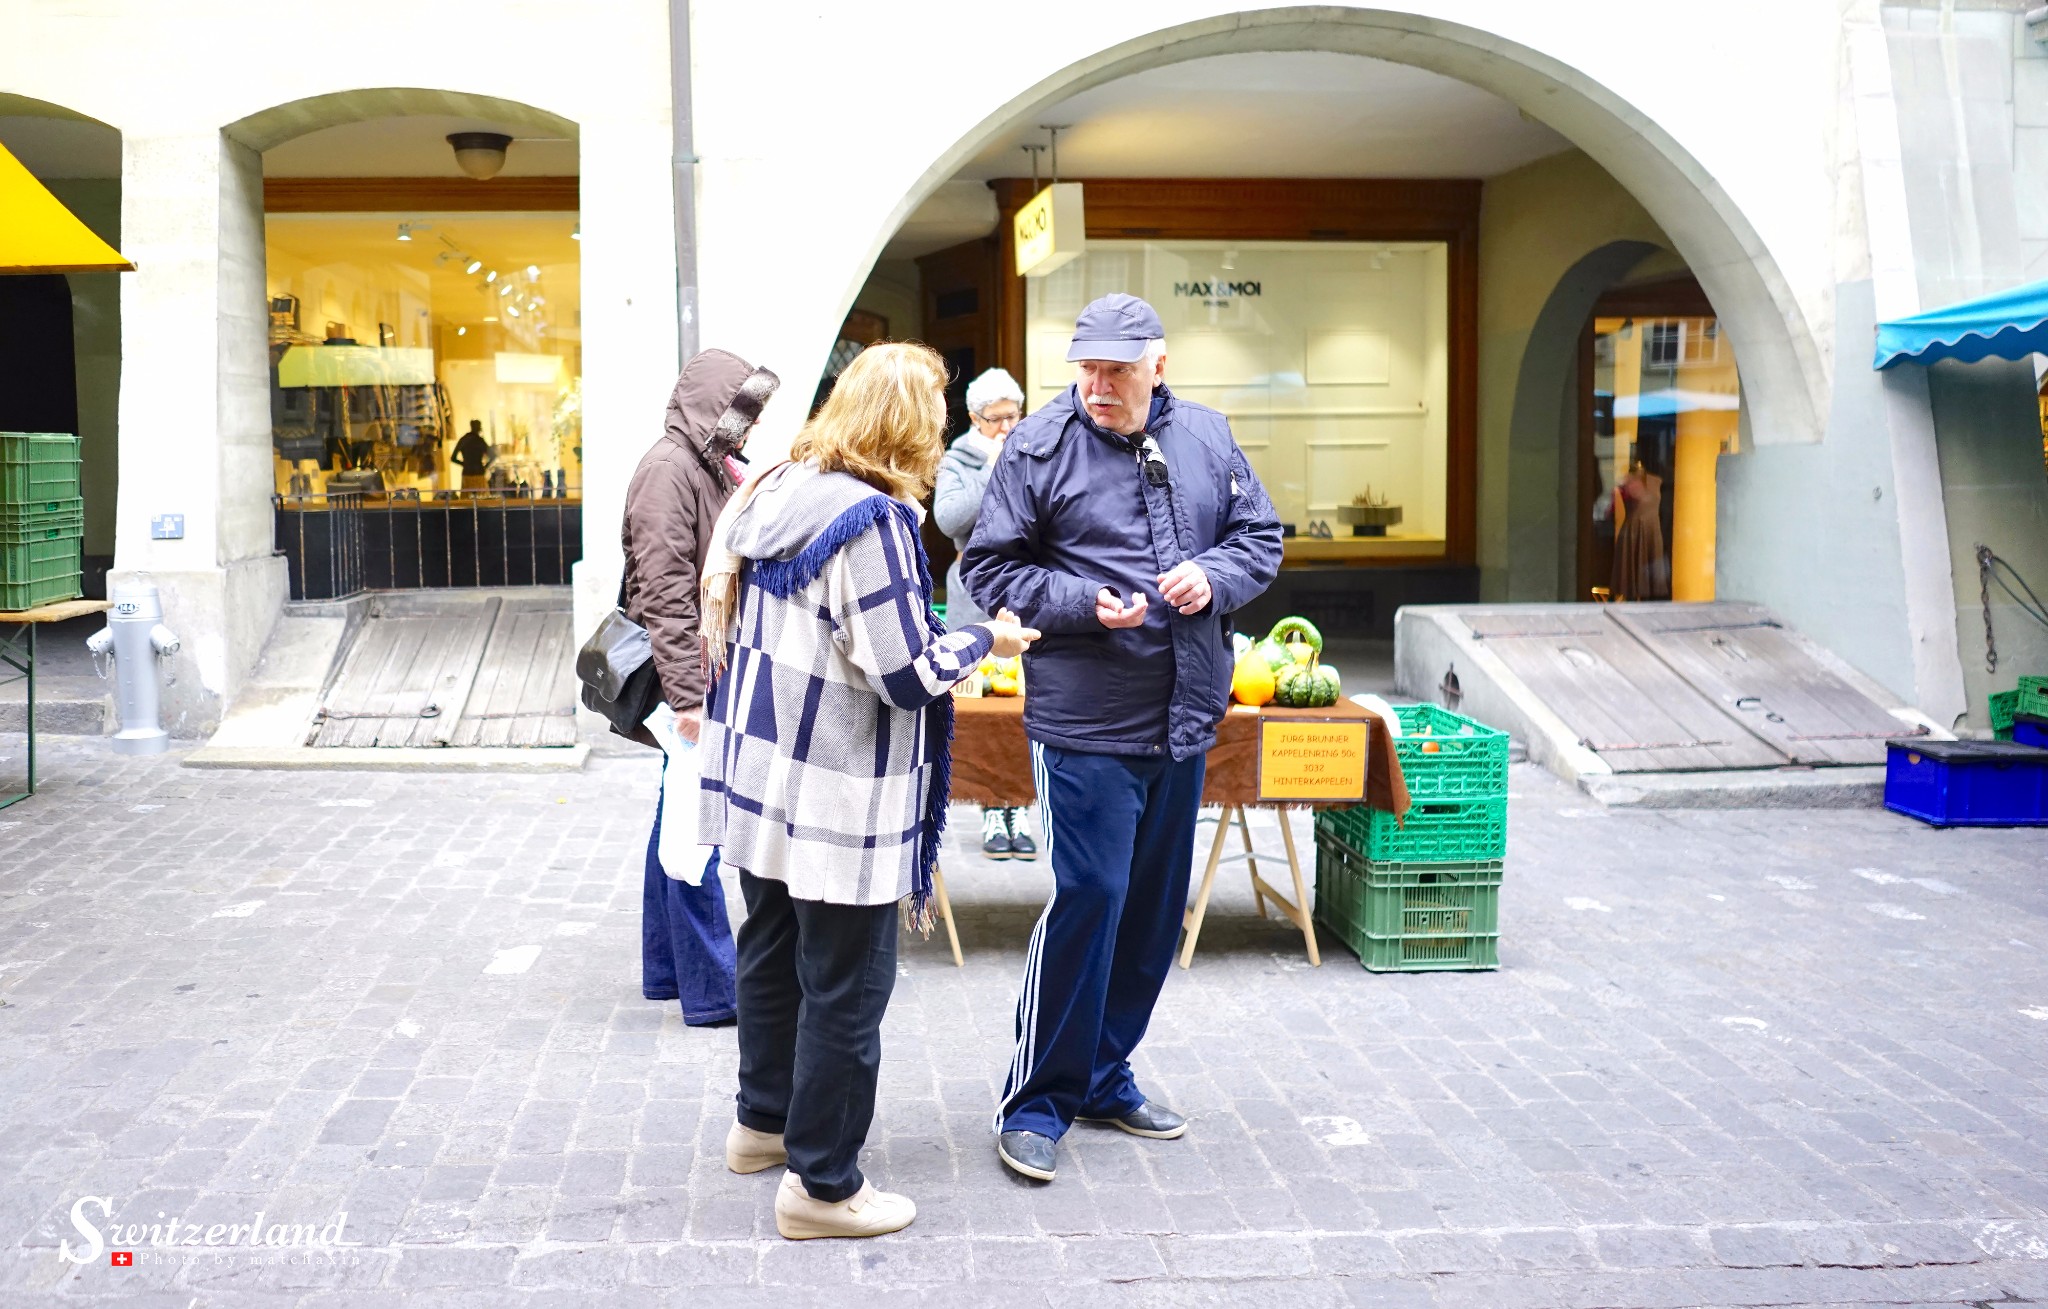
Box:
[1476,148,1677,599]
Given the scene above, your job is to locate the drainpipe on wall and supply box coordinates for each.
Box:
[671,0,699,364]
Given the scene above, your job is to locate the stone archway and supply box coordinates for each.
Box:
[1502,239,1664,602]
[106,88,583,734]
[223,88,576,154]
[847,8,1824,451]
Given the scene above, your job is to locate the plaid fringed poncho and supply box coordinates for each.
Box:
[698,462,993,926]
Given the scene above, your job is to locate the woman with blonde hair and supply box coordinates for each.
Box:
[698,341,1038,1239]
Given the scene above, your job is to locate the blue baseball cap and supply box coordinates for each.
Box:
[1065,293,1164,363]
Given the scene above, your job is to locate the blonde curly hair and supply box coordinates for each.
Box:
[792,342,949,502]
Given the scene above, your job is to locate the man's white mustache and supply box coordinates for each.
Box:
[1086,395,1120,405]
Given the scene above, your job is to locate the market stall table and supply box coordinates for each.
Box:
[0,599,110,809]
[947,696,1410,967]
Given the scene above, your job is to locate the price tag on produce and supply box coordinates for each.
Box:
[1257,716,1369,804]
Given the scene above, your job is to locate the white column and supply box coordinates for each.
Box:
[113,130,285,736]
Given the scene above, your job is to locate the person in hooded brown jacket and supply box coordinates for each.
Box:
[626,348,779,1027]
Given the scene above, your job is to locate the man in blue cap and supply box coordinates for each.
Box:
[961,293,1283,1182]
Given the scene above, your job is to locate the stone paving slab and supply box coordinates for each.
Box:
[1,732,2045,1306]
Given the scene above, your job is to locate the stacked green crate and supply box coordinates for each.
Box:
[1989,678,2048,743]
[1313,704,1509,971]
[0,434,84,610]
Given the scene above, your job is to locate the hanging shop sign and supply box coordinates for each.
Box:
[1014,182,1085,279]
[1257,716,1370,804]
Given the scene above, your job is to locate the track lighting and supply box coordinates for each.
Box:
[465,259,482,275]
[485,269,497,283]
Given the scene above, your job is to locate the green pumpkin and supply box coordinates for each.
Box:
[1307,664,1343,708]
[1274,664,1316,708]
[1265,616,1325,658]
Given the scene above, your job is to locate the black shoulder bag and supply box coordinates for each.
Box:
[576,574,665,741]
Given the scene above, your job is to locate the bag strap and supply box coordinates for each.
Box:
[616,557,630,612]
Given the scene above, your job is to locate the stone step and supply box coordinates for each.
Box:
[0,675,111,735]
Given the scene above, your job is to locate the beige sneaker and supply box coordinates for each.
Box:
[773,1169,916,1240]
[725,1121,787,1174]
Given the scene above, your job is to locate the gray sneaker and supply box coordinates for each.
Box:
[997,1130,1056,1181]
[1080,1101,1187,1140]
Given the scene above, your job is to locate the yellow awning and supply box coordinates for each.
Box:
[0,140,133,274]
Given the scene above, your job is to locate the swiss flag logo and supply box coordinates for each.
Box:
[110,1251,133,1267]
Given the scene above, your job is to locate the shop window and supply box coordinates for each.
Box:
[1026,240,1450,549]
[1586,313,1740,603]
[265,213,582,501]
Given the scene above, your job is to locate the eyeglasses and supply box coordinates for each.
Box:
[977,411,1021,429]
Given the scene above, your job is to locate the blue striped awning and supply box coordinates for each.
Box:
[1874,278,2048,369]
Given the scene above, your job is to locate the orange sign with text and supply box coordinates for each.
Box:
[1257,718,1369,804]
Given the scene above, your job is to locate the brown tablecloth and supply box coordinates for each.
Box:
[950,697,1409,815]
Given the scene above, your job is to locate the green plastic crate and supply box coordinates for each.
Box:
[0,532,82,610]
[1992,690,2019,740]
[0,433,82,506]
[0,498,85,544]
[1317,795,1508,863]
[1313,831,1500,972]
[1392,703,1509,799]
[2021,677,2048,722]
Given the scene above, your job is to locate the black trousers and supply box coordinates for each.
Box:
[734,870,899,1202]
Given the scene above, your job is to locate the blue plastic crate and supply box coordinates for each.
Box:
[2016,717,2048,750]
[1884,738,2048,827]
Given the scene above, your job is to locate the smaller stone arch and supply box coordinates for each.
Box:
[1503,239,1663,601]
[223,87,576,152]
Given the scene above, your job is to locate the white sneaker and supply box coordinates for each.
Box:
[725,1121,787,1174]
[773,1169,916,1240]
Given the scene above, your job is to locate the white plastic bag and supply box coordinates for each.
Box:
[645,703,719,886]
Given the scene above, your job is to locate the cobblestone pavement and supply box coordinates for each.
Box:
[2,733,2046,1307]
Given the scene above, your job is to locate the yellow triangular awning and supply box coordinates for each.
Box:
[0,140,133,274]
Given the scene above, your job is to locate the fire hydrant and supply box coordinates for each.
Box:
[87,580,181,755]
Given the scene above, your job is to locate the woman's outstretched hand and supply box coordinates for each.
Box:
[984,608,1041,660]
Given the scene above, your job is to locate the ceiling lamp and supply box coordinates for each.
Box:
[506,305,520,318]
[525,265,540,281]
[485,269,497,283]
[456,326,467,336]
[570,224,580,241]
[447,132,513,181]
[499,284,514,297]
[396,222,414,242]
[465,258,482,275]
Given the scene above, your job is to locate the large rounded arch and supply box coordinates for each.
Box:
[839,7,1823,449]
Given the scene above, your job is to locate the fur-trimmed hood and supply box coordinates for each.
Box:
[663,348,780,471]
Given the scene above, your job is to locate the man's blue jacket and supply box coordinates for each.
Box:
[960,383,1283,761]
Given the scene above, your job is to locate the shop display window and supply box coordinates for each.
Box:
[264,212,581,501]
[1026,240,1449,549]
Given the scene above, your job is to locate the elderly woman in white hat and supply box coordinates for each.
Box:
[933,366,1035,861]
